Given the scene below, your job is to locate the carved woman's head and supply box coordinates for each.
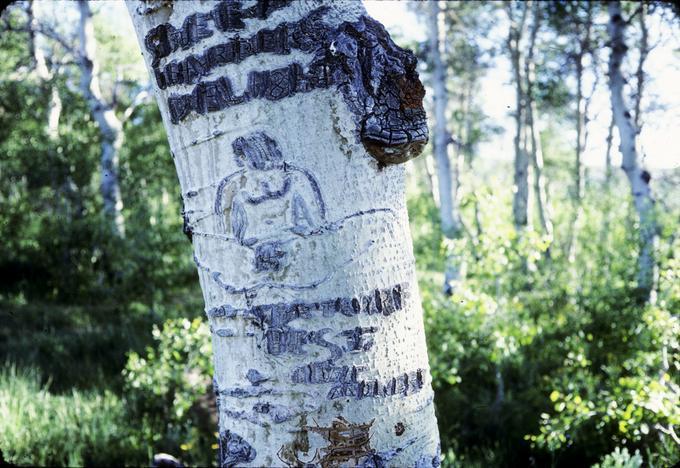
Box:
[232,132,284,171]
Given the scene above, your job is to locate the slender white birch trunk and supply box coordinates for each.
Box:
[506,2,530,230]
[428,0,463,294]
[127,1,440,466]
[77,0,125,236]
[567,3,597,268]
[524,2,552,240]
[608,1,657,300]
[428,0,457,237]
[27,1,63,141]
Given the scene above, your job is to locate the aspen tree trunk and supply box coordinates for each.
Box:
[524,2,552,240]
[77,1,125,236]
[427,0,463,295]
[127,1,440,466]
[600,116,615,273]
[608,1,658,300]
[27,1,62,141]
[506,2,530,230]
[567,3,593,265]
[633,3,648,134]
[428,0,453,237]
[422,153,438,206]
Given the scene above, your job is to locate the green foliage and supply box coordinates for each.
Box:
[123,318,215,465]
[417,170,680,467]
[0,364,143,466]
[593,447,643,468]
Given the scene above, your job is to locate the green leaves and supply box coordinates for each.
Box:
[122,318,214,465]
[412,172,680,466]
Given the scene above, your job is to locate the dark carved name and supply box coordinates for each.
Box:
[290,361,425,400]
[144,0,293,66]
[152,9,326,89]
[340,326,378,353]
[265,327,344,360]
[206,283,407,322]
[148,5,428,163]
[327,368,425,401]
[167,61,331,124]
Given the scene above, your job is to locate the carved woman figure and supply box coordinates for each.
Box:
[192,131,401,296]
[214,132,326,273]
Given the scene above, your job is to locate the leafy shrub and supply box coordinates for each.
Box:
[416,177,680,467]
[123,318,215,465]
[593,447,643,468]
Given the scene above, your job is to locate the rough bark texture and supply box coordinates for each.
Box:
[77,0,125,236]
[127,1,440,466]
[608,1,657,299]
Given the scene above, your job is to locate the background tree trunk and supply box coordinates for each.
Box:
[608,0,658,300]
[77,0,125,236]
[566,2,594,267]
[428,0,464,294]
[127,1,440,466]
[524,2,552,241]
[506,2,530,230]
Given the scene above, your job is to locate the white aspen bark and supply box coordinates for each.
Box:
[428,0,457,238]
[604,116,614,187]
[77,0,125,236]
[608,1,658,299]
[524,2,552,240]
[427,0,463,295]
[633,3,648,134]
[127,1,440,466]
[527,101,551,237]
[600,115,615,273]
[567,4,593,264]
[27,1,63,141]
[506,2,530,230]
[422,153,437,207]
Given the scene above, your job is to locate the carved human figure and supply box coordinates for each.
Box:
[212,132,326,278]
[191,130,403,295]
[215,132,325,272]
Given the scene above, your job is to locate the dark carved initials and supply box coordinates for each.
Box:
[145,4,427,163]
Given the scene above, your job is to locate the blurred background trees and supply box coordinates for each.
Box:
[0,1,678,466]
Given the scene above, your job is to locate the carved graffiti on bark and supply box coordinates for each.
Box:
[146,4,427,163]
[207,283,407,322]
[218,430,257,467]
[144,0,294,66]
[191,132,403,296]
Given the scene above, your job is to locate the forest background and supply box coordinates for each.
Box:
[0,1,678,467]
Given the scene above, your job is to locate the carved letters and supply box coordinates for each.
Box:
[207,283,424,401]
[145,3,428,163]
[152,9,326,89]
[207,283,406,321]
[166,62,330,124]
[144,0,293,66]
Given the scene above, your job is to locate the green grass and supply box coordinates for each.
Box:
[0,364,144,466]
